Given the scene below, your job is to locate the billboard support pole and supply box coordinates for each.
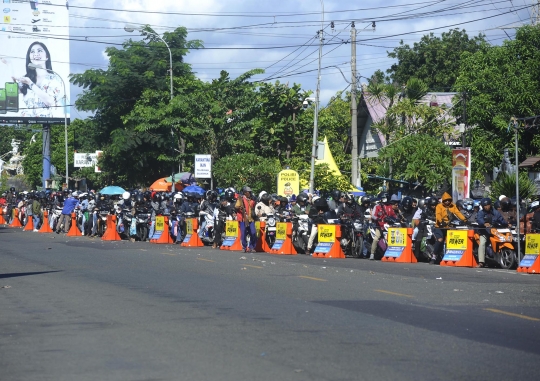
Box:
[42,124,51,189]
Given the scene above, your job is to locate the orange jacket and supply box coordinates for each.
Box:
[435,192,466,228]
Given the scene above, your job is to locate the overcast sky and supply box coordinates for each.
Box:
[64,0,533,119]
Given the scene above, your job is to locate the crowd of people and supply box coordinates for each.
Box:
[2,185,540,268]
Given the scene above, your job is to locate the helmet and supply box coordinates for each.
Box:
[331,190,341,201]
[173,193,183,202]
[135,193,144,205]
[241,186,252,193]
[261,193,271,205]
[531,201,540,210]
[9,186,15,192]
[427,197,438,207]
[378,192,388,203]
[462,198,474,211]
[390,194,400,204]
[224,189,236,202]
[296,193,308,205]
[417,198,426,208]
[290,194,297,202]
[494,200,501,210]
[473,200,480,207]
[346,193,354,204]
[360,196,370,206]
[401,196,413,211]
[152,193,162,202]
[122,191,130,200]
[313,197,329,212]
[500,197,511,211]
[480,197,492,207]
[456,200,464,210]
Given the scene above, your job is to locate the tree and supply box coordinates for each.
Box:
[454,25,540,178]
[490,172,538,201]
[387,29,486,90]
[69,27,202,186]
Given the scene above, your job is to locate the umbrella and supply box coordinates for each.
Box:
[149,178,183,191]
[164,172,194,184]
[183,185,206,195]
[350,187,366,197]
[100,185,126,195]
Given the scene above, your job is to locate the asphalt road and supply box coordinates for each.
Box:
[1,226,539,381]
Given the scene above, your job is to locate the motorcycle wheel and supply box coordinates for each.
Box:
[499,248,516,270]
[354,236,364,258]
[138,225,148,242]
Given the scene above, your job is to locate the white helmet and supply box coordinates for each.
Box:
[122,191,130,200]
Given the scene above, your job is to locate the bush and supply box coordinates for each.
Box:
[489,172,538,201]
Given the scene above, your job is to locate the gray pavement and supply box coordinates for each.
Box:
[1,226,539,381]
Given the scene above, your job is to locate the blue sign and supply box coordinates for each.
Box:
[221,237,236,247]
[182,234,192,243]
[314,242,332,253]
[272,239,284,250]
[519,255,538,268]
[151,230,163,240]
[443,249,465,261]
[384,247,404,258]
[3,8,10,13]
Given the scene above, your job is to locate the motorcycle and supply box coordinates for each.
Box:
[414,219,436,262]
[339,215,364,258]
[367,217,402,260]
[292,214,310,254]
[134,208,151,241]
[473,222,517,269]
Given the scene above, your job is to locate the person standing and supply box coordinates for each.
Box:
[56,193,79,234]
[235,186,257,252]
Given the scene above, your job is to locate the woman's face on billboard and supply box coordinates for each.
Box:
[29,44,48,67]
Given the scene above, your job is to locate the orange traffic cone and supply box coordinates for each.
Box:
[39,210,53,233]
[153,216,174,244]
[9,208,23,228]
[0,209,6,225]
[180,218,203,247]
[66,213,82,236]
[102,215,121,241]
[23,216,34,231]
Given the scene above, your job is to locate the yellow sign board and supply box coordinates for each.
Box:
[446,230,468,250]
[186,218,193,234]
[277,169,299,199]
[155,216,165,232]
[276,222,287,240]
[388,228,407,247]
[525,234,540,255]
[255,221,261,238]
[318,225,336,243]
[226,220,238,237]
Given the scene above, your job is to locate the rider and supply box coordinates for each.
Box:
[369,193,398,260]
[476,197,511,268]
[235,186,257,253]
[499,197,517,226]
[398,196,415,227]
[412,197,437,259]
[432,192,467,264]
[198,190,217,239]
[255,192,275,220]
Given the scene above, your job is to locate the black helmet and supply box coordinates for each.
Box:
[135,193,144,205]
[494,200,501,210]
[456,200,464,210]
[296,193,308,204]
[224,189,236,202]
[313,197,329,212]
[401,196,413,211]
[9,186,15,192]
[480,197,492,207]
[152,193,162,202]
[427,197,438,207]
[261,193,271,205]
[360,196,370,206]
[331,190,341,201]
[500,197,511,211]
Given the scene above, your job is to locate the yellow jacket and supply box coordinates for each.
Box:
[435,192,466,228]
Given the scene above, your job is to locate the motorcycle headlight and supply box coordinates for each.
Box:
[354,222,363,230]
[268,217,276,227]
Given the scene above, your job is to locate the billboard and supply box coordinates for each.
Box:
[0,0,70,124]
[452,148,471,201]
[194,154,212,178]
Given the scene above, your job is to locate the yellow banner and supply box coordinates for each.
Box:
[155,216,165,231]
[277,170,300,198]
[525,234,540,255]
[388,228,407,247]
[446,230,468,250]
[318,225,336,243]
[186,218,193,234]
[226,220,238,237]
[276,222,287,240]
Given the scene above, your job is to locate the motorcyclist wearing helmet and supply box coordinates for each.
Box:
[213,195,235,248]
[328,190,343,214]
[292,193,311,216]
[148,192,163,241]
[476,197,511,267]
[398,196,415,227]
[430,192,467,264]
[235,186,258,252]
[255,193,275,220]
[337,193,362,220]
[198,190,218,239]
[499,196,517,225]
[369,193,398,260]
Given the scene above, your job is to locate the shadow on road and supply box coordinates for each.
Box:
[0,270,63,279]
[315,299,540,355]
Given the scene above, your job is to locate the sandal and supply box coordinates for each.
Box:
[476,262,485,268]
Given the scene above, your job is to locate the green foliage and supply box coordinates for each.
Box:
[303,163,352,193]
[387,29,487,90]
[490,172,538,201]
[378,134,452,191]
[212,153,282,194]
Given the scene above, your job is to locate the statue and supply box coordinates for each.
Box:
[10,139,20,155]
[493,148,516,180]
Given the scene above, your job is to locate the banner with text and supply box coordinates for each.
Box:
[452,148,471,201]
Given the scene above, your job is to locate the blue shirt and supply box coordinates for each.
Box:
[62,197,80,215]
[477,208,507,227]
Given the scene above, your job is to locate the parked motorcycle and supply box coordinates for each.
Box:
[340,216,364,258]
[473,223,517,269]
[292,214,310,254]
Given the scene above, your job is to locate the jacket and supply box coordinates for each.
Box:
[372,203,397,229]
[435,192,466,228]
[235,196,255,223]
[61,197,79,215]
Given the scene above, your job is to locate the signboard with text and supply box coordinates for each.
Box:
[0,0,70,124]
[384,228,407,257]
[194,154,212,178]
[443,230,468,261]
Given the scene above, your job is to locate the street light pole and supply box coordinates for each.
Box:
[309,0,324,194]
[126,25,175,184]
[28,63,67,189]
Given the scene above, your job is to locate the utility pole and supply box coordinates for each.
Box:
[462,92,467,148]
[351,22,360,188]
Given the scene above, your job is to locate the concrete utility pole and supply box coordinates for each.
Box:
[350,23,359,188]
[533,0,540,26]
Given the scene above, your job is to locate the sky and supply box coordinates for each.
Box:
[7,0,538,120]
